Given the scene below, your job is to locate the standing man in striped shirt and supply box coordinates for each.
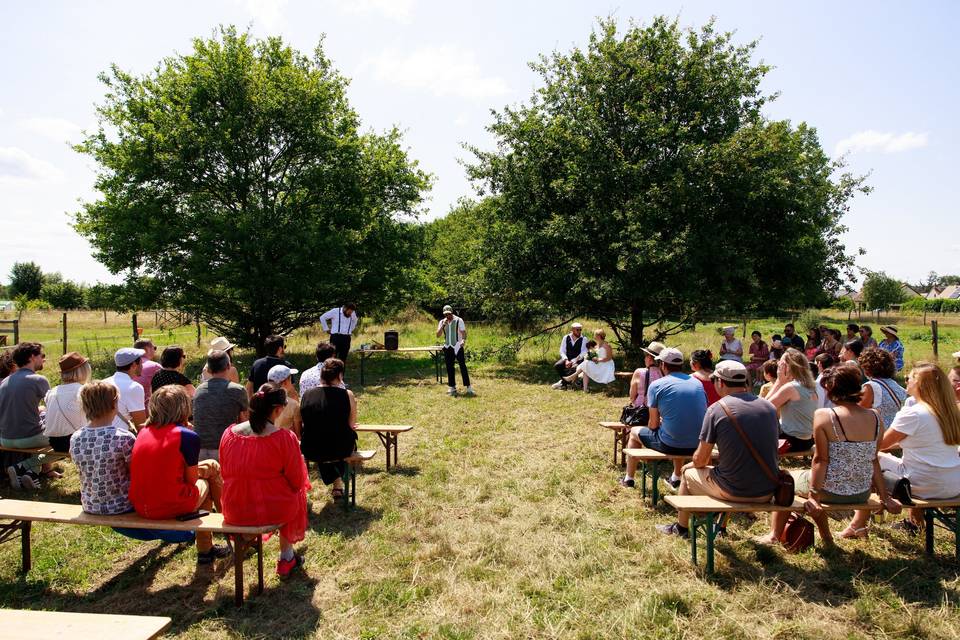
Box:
[437,305,475,397]
[320,303,358,364]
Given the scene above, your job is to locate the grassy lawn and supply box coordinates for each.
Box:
[1,311,960,638]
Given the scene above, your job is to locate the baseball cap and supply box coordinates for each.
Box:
[641,341,667,358]
[114,347,145,367]
[267,364,299,383]
[571,322,583,329]
[712,360,749,384]
[655,347,684,366]
[442,305,454,314]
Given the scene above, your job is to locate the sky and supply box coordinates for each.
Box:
[1,0,958,289]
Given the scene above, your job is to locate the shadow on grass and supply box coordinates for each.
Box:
[2,538,322,637]
[309,501,382,540]
[702,534,960,608]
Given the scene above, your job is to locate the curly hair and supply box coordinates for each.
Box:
[859,347,896,379]
[820,362,863,404]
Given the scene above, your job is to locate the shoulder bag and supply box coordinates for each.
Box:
[717,399,794,507]
[620,368,650,426]
[779,513,815,553]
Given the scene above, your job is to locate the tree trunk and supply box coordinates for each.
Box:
[253,322,274,357]
[630,301,644,348]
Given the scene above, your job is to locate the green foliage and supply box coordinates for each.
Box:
[797,309,825,332]
[861,271,906,310]
[467,17,867,349]
[8,261,44,299]
[830,296,855,312]
[902,297,960,313]
[74,27,429,353]
[40,279,86,309]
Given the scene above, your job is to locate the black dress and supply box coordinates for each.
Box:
[300,386,357,485]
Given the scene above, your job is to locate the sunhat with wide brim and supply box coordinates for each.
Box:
[641,341,667,358]
[880,325,898,338]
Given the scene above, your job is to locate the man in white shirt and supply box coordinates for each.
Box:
[320,303,358,363]
[552,323,588,390]
[436,305,474,397]
[104,347,147,431]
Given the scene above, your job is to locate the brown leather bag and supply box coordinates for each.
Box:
[718,400,795,507]
[779,514,815,552]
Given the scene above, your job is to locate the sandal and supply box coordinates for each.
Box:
[838,525,869,540]
[40,470,63,480]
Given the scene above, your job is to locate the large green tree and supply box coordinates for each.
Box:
[861,271,906,310]
[468,18,866,357]
[8,261,44,300]
[75,28,429,353]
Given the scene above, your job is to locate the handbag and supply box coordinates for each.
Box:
[619,369,650,426]
[718,400,795,507]
[779,513,815,553]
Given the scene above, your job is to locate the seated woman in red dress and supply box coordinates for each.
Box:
[129,385,229,564]
[220,382,309,577]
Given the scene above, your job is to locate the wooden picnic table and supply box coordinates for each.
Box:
[355,424,414,471]
[0,609,171,640]
[356,346,446,386]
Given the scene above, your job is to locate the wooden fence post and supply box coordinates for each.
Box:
[195,313,201,347]
[13,319,18,345]
[132,313,138,343]
[62,312,68,355]
[931,320,939,358]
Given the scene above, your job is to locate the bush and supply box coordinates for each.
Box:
[797,309,824,332]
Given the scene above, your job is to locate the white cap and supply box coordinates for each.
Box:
[571,322,583,329]
[655,347,684,366]
[114,347,145,367]
[267,364,298,383]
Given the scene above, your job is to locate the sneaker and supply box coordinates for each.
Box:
[6,465,22,490]
[463,387,476,397]
[619,477,635,488]
[276,554,304,578]
[19,470,41,490]
[197,544,232,565]
[551,380,564,390]
[655,522,689,538]
[666,476,681,490]
[447,387,457,396]
[890,519,921,536]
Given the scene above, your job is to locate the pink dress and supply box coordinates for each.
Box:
[747,341,769,372]
[220,426,310,543]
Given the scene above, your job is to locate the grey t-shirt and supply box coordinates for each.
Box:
[191,378,249,449]
[0,368,50,440]
[701,393,780,497]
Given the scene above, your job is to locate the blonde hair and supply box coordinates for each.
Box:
[80,381,118,421]
[62,361,92,385]
[594,329,606,340]
[910,363,960,445]
[147,385,192,427]
[781,348,816,391]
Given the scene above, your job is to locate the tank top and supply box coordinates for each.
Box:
[822,409,879,496]
[779,380,817,439]
[299,386,356,462]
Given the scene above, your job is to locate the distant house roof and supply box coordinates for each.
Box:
[939,284,960,299]
[925,287,943,299]
[901,284,921,298]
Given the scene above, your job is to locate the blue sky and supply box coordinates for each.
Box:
[1,0,957,288]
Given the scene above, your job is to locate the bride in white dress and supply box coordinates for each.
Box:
[563,329,615,391]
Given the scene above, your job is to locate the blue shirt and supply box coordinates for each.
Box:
[647,373,708,449]
[878,339,904,371]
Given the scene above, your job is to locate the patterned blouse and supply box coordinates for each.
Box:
[878,339,904,371]
[69,425,136,515]
[822,410,879,496]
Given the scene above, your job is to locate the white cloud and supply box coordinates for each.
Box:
[835,130,928,156]
[362,46,509,100]
[20,117,83,144]
[240,0,289,31]
[0,147,61,183]
[331,0,415,23]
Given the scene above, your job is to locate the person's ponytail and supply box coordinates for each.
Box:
[249,382,287,434]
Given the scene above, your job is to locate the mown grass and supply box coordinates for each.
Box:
[1,310,959,638]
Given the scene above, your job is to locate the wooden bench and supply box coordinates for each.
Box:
[355,425,413,471]
[0,609,171,639]
[0,444,71,460]
[599,422,630,466]
[663,494,960,574]
[339,450,376,509]
[0,499,279,606]
[624,447,815,507]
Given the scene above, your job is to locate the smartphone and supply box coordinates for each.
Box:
[175,510,210,521]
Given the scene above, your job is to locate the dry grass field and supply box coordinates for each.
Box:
[1,309,959,638]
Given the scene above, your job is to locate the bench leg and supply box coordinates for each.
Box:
[390,433,398,469]
[619,431,627,467]
[256,535,264,595]
[690,513,698,567]
[925,508,935,555]
[351,464,357,508]
[651,461,660,507]
[234,538,247,607]
[612,431,618,467]
[688,512,719,575]
[375,432,391,471]
[640,462,648,500]
[21,521,31,573]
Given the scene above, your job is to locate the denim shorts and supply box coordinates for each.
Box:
[632,426,697,456]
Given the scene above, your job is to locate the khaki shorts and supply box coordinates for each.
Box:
[681,467,773,503]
